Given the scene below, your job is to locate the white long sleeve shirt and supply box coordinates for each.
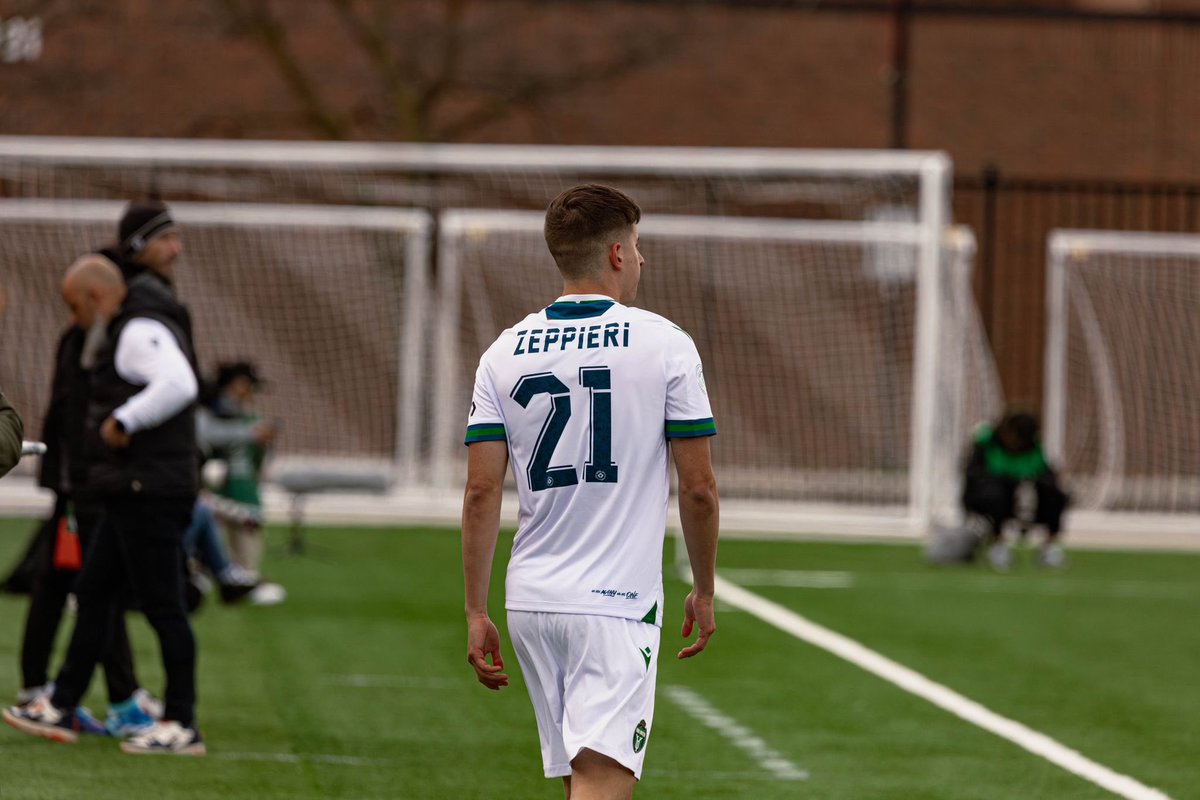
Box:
[110,318,198,434]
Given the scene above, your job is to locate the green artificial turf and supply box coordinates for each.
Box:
[0,519,1195,799]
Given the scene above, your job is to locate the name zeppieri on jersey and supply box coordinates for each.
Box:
[513,322,631,356]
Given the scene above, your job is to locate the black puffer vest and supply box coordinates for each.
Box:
[85,277,199,498]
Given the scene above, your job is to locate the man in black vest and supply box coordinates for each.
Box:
[3,255,204,755]
[12,314,158,737]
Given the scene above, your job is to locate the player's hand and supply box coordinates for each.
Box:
[466,614,509,690]
[677,590,716,659]
[100,416,131,449]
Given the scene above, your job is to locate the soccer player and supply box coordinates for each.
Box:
[461,184,720,799]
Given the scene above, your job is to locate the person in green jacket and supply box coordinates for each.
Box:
[196,362,277,577]
[962,410,1069,569]
[0,390,25,478]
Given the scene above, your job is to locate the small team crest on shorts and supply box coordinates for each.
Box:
[632,719,648,753]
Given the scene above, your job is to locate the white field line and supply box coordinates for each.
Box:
[323,675,460,689]
[719,569,854,588]
[714,574,1173,800]
[662,685,809,782]
[723,569,1198,600]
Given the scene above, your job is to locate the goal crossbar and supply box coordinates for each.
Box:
[0,136,950,177]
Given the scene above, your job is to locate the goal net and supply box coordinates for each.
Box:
[435,211,999,533]
[0,200,431,482]
[0,138,994,534]
[1045,230,1200,532]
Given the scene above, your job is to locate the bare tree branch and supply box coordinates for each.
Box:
[219,0,686,142]
[326,0,427,139]
[219,0,349,139]
[437,26,682,141]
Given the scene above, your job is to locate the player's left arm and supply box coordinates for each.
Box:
[673,436,719,659]
[462,439,510,690]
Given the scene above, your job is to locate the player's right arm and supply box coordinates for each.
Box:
[461,353,511,690]
[462,440,510,690]
[672,436,719,658]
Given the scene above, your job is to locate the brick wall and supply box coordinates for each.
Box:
[2,0,1197,407]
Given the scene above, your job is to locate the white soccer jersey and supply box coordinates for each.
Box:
[466,294,716,627]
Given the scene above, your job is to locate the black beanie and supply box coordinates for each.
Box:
[117,201,177,254]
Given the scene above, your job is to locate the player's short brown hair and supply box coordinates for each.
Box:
[543,184,641,280]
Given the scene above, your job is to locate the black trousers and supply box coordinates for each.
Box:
[20,495,138,701]
[52,494,197,726]
[963,477,1069,539]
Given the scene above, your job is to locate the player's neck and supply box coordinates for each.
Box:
[561,279,621,303]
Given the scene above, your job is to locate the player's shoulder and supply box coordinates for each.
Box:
[624,307,697,347]
[480,311,542,360]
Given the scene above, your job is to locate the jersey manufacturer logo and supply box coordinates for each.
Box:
[632,719,648,753]
[640,646,652,670]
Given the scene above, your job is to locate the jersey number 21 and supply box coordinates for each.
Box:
[511,366,617,492]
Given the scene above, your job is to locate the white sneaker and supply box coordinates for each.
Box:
[249,582,287,606]
[120,720,205,755]
[988,542,1012,572]
[2,695,79,743]
[15,683,51,707]
[1038,544,1067,569]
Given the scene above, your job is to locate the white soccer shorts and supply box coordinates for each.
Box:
[508,610,660,779]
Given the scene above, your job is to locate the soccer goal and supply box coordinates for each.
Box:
[434,211,999,535]
[0,138,993,534]
[1045,230,1200,538]
[0,200,431,484]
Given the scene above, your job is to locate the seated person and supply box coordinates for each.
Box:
[962,410,1069,569]
[183,500,285,608]
[197,362,276,578]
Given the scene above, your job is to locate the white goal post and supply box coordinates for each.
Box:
[1045,230,1200,538]
[0,199,431,484]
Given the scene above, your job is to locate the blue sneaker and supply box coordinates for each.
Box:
[74,706,109,736]
[106,697,155,738]
[2,696,80,744]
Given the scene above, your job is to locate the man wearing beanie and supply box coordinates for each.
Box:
[100,200,196,372]
[103,201,183,286]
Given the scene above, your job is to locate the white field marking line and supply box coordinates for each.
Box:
[662,685,809,782]
[214,751,389,766]
[719,569,854,588]
[323,674,460,689]
[714,574,1173,800]
[723,569,1198,600]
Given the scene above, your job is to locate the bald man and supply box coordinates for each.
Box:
[4,255,205,755]
[11,255,157,741]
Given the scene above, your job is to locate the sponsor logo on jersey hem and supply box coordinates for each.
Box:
[591,588,639,600]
